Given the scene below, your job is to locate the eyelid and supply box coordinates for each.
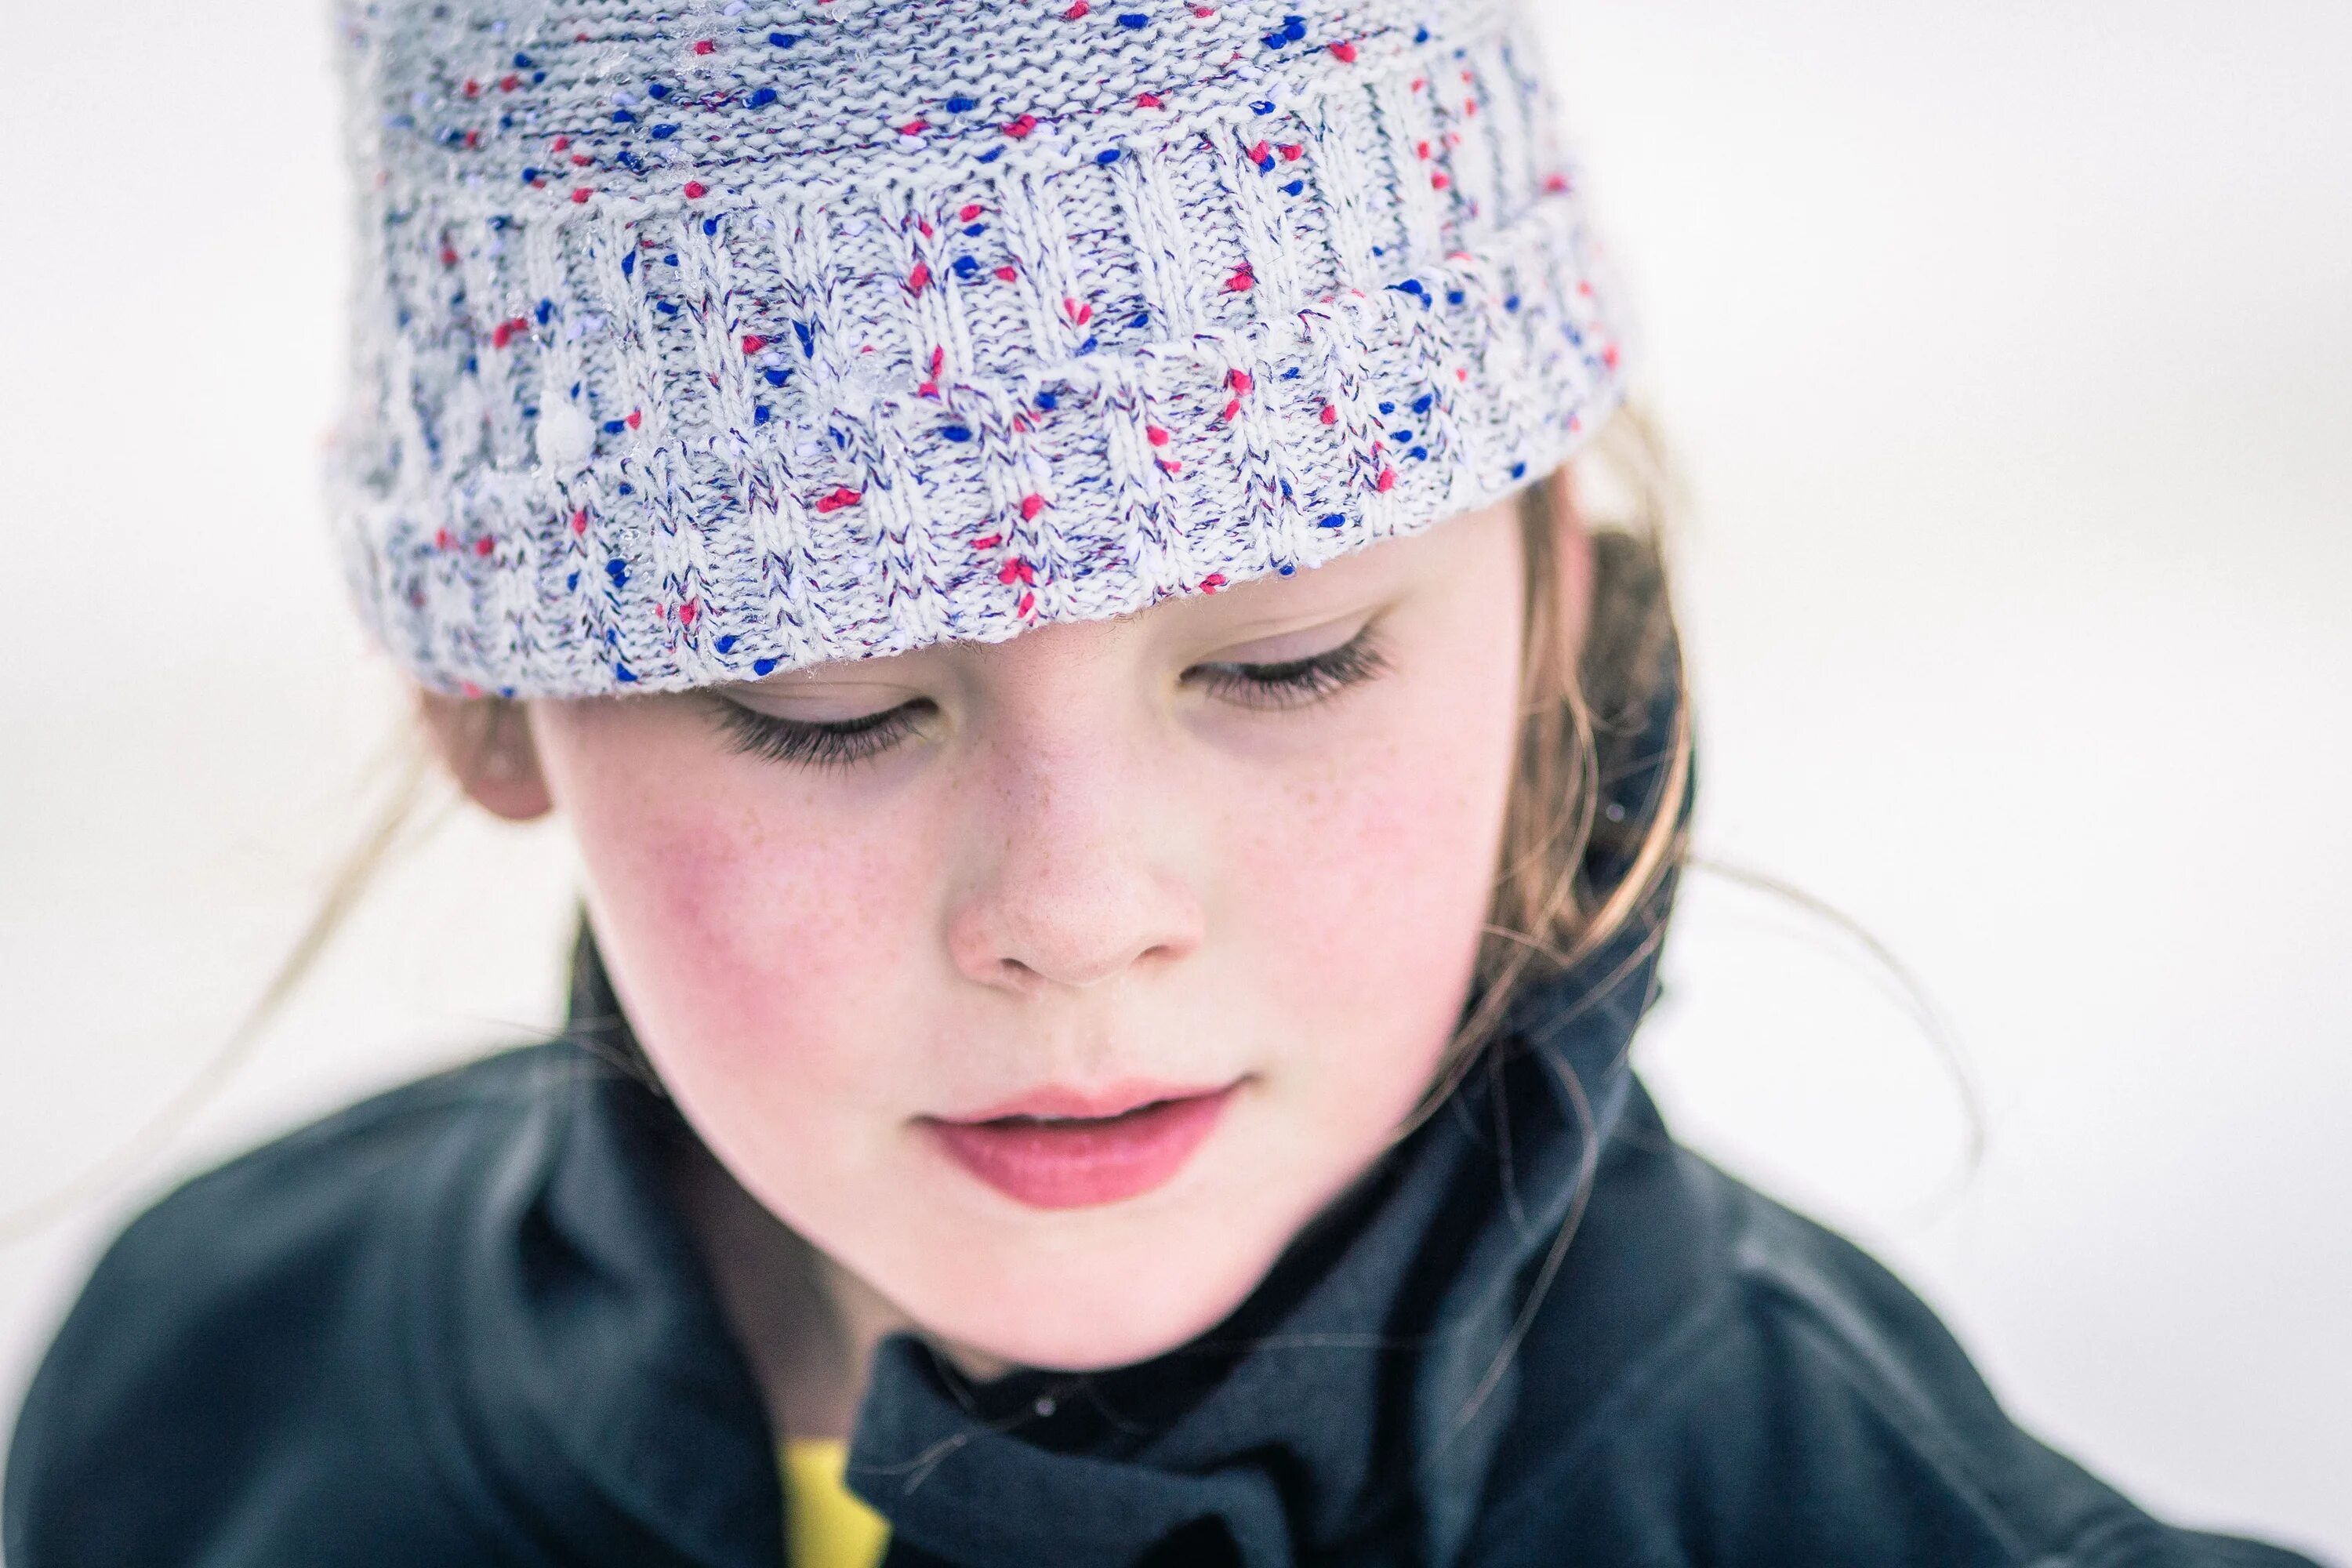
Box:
[1199,610,1375,669]
[724,685,924,727]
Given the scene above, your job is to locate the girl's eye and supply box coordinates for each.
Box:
[1185,622,1390,711]
[710,697,932,769]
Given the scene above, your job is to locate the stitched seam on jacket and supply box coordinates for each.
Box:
[395,1050,597,1567]
[1730,1229,2041,1563]
[1466,1269,1749,1545]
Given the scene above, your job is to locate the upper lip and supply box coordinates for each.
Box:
[935,1080,1233,1124]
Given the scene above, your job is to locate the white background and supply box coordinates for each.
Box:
[2,2,2346,1556]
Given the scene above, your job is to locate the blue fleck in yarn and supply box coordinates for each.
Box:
[325,0,1630,697]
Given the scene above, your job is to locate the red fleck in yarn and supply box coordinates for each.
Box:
[741,335,768,354]
[1137,91,1163,108]
[1003,114,1039,138]
[571,510,590,535]
[1020,495,1048,521]
[814,487,862,514]
[474,535,495,556]
[1328,41,1357,63]
[683,180,707,198]
[1225,263,1254,292]
[1226,369,1253,393]
[1016,590,1037,617]
[1319,405,1338,425]
[993,264,1018,282]
[1374,467,1397,492]
[1200,572,1227,592]
[570,187,593,203]
[692,38,715,54]
[907,260,931,293]
[1146,425,1170,446]
[1065,0,1088,16]
[970,533,1003,550]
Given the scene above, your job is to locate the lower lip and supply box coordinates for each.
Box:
[925,1087,1236,1210]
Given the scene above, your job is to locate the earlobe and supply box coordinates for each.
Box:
[415,689,554,822]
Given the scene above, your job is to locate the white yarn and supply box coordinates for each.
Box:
[325,0,1629,696]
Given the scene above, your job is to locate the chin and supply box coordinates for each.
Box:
[900,1204,1300,1374]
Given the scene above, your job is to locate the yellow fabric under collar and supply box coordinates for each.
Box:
[782,1438,890,1568]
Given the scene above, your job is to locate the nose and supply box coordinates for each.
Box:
[944,725,1207,994]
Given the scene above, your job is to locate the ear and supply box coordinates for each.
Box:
[415,689,554,822]
[1545,463,1596,662]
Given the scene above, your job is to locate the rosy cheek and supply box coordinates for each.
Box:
[1218,682,1515,1138]
[1211,796,1456,1094]
[542,706,928,1114]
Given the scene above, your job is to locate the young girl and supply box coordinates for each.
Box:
[2,2,2323,1565]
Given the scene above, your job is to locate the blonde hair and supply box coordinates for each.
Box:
[1414,406,1693,1123]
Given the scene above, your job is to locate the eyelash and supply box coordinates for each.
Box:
[1185,623,1390,711]
[712,697,924,771]
[712,625,1391,769]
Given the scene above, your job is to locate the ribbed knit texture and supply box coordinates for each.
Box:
[326,0,1628,696]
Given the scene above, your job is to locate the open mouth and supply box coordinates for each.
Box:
[922,1084,1239,1210]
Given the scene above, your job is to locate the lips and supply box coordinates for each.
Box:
[923,1082,1238,1210]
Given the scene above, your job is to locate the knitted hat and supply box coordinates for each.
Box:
[326,0,1628,698]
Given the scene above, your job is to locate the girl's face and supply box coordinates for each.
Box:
[510,495,1543,1370]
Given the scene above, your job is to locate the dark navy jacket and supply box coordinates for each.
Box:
[7,917,2327,1566]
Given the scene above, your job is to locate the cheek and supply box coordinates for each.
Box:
[1218,608,1525,1142]
[532,703,935,1129]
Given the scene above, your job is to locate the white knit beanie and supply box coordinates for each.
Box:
[325,0,1628,697]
